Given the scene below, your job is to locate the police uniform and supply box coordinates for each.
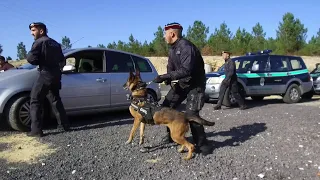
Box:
[214,51,246,110]
[153,23,212,155]
[27,22,70,137]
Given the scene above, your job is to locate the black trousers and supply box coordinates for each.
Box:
[162,83,207,146]
[217,80,245,106]
[30,73,69,133]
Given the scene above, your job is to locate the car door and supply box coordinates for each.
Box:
[246,55,272,95]
[60,49,111,111]
[267,56,290,94]
[105,50,135,107]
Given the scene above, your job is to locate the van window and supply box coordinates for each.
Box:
[269,56,288,72]
[289,57,306,70]
[131,56,152,72]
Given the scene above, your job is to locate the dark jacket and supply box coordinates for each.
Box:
[223,58,237,85]
[0,62,14,71]
[166,38,206,89]
[27,36,65,76]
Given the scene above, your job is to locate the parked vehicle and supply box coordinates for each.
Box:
[205,50,313,106]
[0,47,161,131]
[310,63,320,94]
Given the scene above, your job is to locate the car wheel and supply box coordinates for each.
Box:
[5,94,49,132]
[147,89,157,103]
[251,96,264,101]
[283,84,301,104]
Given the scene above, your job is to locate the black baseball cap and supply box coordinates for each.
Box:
[29,22,47,30]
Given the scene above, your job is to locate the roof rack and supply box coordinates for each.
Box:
[246,49,272,56]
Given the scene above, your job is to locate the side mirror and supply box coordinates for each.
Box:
[252,64,259,72]
[63,65,76,72]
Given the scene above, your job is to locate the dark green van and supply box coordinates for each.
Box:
[205,50,314,105]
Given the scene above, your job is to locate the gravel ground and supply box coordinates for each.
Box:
[1,97,320,180]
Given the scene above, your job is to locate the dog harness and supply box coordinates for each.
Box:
[128,95,162,125]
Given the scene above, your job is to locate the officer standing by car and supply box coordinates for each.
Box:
[26,22,70,137]
[153,22,213,155]
[213,51,247,110]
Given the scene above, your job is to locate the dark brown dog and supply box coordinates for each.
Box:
[123,69,215,160]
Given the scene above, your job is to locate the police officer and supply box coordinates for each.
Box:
[26,22,70,137]
[153,22,212,155]
[213,51,247,110]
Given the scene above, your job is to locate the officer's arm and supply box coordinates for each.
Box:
[58,46,66,69]
[167,57,174,73]
[27,41,42,65]
[168,45,195,80]
[224,61,235,82]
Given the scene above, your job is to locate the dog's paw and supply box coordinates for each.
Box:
[125,140,132,145]
[139,140,144,145]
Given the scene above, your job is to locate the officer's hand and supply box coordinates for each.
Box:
[153,74,171,83]
[153,75,165,83]
[164,79,171,85]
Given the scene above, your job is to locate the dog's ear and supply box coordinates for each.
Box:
[129,69,134,78]
[135,68,140,77]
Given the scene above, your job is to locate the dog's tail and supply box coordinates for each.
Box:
[186,115,215,126]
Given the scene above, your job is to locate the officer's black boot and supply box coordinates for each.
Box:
[27,130,44,137]
[161,127,173,144]
[189,121,213,156]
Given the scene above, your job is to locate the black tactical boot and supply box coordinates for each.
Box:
[27,130,44,137]
[213,105,221,110]
[161,133,173,144]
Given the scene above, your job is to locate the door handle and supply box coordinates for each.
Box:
[96,78,106,82]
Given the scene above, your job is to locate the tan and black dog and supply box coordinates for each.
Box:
[123,69,215,160]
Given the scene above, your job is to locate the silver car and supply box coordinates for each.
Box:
[310,63,320,94]
[0,47,161,131]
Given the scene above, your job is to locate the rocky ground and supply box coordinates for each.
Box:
[1,96,320,180]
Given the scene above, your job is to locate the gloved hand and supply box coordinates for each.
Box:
[153,74,171,83]
[164,79,171,85]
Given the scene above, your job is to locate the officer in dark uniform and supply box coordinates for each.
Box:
[153,22,212,155]
[26,22,70,137]
[213,51,247,110]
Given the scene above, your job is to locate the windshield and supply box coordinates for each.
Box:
[217,64,225,72]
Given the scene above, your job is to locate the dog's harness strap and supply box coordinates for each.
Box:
[130,101,160,125]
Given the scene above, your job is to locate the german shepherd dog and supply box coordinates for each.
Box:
[123,69,215,160]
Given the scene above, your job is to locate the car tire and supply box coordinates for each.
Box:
[251,96,264,101]
[147,89,157,103]
[5,94,49,132]
[283,84,301,104]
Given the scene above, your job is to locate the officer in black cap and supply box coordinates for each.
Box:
[153,22,213,155]
[213,50,247,110]
[26,22,70,137]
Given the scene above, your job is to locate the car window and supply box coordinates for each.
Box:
[289,57,306,70]
[106,51,134,73]
[250,56,270,72]
[65,50,104,73]
[269,56,288,72]
[131,55,152,72]
[236,58,252,73]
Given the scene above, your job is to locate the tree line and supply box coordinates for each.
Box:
[0,12,319,61]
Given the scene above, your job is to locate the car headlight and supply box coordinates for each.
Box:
[206,77,223,84]
[317,77,320,82]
